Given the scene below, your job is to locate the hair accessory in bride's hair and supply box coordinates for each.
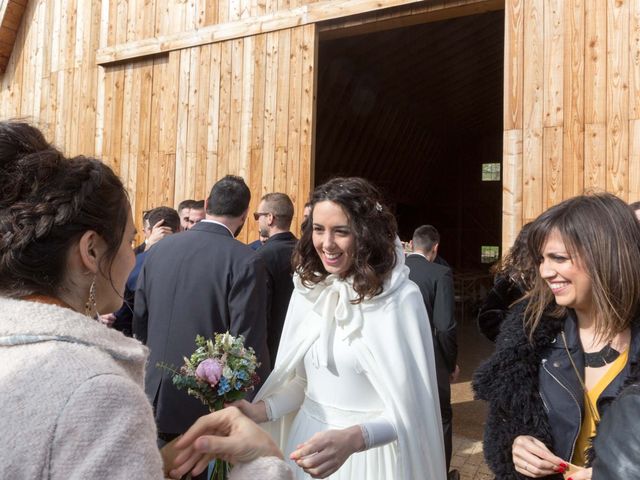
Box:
[375,202,383,212]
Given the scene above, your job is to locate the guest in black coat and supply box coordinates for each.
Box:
[133,176,270,461]
[473,193,640,480]
[406,225,457,474]
[254,192,298,368]
[477,222,535,342]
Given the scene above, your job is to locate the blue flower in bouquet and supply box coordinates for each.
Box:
[217,376,231,395]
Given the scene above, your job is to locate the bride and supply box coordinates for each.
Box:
[234,177,446,479]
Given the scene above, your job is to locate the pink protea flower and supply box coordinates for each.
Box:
[195,358,223,386]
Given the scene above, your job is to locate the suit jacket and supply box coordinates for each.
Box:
[257,231,297,368]
[112,251,148,337]
[133,221,270,434]
[405,253,457,387]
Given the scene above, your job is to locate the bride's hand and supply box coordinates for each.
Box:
[289,426,365,479]
[225,399,268,424]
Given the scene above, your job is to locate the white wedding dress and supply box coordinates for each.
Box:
[283,327,397,479]
[255,240,447,480]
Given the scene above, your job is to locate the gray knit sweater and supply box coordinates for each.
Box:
[0,297,164,479]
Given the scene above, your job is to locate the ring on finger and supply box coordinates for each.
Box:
[524,462,529,472]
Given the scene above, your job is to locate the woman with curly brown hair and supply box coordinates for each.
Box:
[232,177,445,479]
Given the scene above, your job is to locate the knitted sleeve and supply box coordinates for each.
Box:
[50,373,163,480]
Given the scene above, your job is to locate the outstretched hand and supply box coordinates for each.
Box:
[165,406,283,479]
[289,426,364,479]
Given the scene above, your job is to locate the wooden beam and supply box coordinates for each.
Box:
[0,0,29,73]
[96,0,498,65]
[319,0,504,40]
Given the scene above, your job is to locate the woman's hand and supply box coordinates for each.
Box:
[289,426,365,478]
[166,406,283,479]
[226,399,269,424]
[512,435,568,477]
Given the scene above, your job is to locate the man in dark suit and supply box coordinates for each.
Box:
[133,176,270,464]
[405,224,458,479]
[254,192,298,368]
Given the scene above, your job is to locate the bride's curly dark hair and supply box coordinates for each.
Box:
[293,177,398,303]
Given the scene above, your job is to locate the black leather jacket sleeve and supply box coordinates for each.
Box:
[592,385,640,479]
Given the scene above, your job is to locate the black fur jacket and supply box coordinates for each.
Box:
[474,305,640,480]
[472,304,565,480]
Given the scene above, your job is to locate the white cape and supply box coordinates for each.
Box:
[255,241,447,479]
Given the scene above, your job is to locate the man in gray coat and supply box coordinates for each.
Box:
[133,175,270,458]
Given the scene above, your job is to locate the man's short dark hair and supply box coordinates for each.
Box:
[412,225,440,252]
[206,175,251,217]
[178,199,196,211]
[147,206,180,233]
[261,192,294,230]
[630,201,640,211]
[191,200,205,211]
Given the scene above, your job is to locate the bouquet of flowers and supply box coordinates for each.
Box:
[159,332,260,479]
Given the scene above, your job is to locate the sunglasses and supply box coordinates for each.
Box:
[253,212,270,221]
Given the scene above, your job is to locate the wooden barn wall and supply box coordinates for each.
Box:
[0,0,317,242]
[502,0,640,248]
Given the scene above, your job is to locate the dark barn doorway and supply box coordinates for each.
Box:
[314,10,505,276]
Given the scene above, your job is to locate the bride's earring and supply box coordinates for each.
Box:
[85,278,97,317]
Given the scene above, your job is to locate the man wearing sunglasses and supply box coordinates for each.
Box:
[254,193,297,368]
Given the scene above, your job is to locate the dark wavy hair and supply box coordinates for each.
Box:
[0,121,129,298]
[491,222,536,292]
[293,177,398,303]
[524,192,640,343]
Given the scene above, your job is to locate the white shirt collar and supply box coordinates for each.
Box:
[199,219,234,237]
[407,251,429,261]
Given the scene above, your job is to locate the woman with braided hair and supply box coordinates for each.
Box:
[0,121,167,477]
[0,121,299,480]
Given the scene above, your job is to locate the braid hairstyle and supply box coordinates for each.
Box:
[293,177,398,303]
[0,121,129,298]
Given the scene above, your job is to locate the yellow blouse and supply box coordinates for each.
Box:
[572,348,629,466]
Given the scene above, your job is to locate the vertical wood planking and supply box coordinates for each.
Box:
[174,48,192,206]
[248,33,267,238]
[562,0,584,198]
[504,0,523,131]
[629,119,640,201]
[522,0,544,222]
[229,38,244,176]
[216,40,232,182]
[287,26,304,225]
[543,0,564,128]
[503,0,523,242]
[543,126,563,207]
[502,129,523,248]
[262,31,279,194]
[239,36,255,182]
[606,0,629,199]
[584,0,607,190]
[184,46,199,201]
[194,44,212,200]
[630,0,640,119]
[274,29,291,192]
[298,23,317,221]
[205,43,222,195]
